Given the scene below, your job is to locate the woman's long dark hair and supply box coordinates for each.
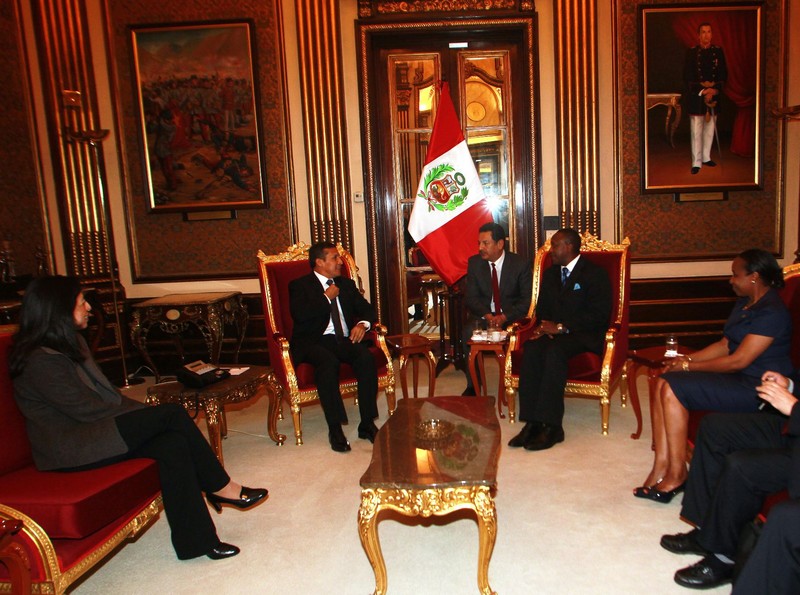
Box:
[9,276,86,377]
[738,249,785,290]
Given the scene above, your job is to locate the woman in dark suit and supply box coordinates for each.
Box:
[634,249,793,503]
[9,276,267,560]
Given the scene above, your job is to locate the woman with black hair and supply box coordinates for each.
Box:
[10,276,267,560]
[634,249,793,503]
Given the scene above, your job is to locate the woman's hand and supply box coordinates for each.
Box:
[663,355,691,372]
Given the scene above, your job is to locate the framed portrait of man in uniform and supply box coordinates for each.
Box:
[639,4,763,194]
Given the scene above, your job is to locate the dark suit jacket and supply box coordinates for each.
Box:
[464,251,532,324]
[289,272,376,361]
[535,255,612,354]
[13,337,144,471]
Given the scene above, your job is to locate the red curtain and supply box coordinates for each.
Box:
[671,11,758,156]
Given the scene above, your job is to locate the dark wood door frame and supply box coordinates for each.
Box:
[357,16,543,333]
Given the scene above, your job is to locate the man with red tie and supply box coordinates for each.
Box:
[288,242,379,452]
[462,222,532,396]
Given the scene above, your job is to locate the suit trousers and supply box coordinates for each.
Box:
[517,334,593,426]
[681,412,790,558]
[299,335,378,428]
[114,403,230,559]
[733,499,800,594]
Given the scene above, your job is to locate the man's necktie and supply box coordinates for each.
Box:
[561,266,569,286]
[491,262,502,314]
[326,279,344,339]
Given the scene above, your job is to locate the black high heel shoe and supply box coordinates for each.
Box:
[207,486,268,513]
[647,482,685,504]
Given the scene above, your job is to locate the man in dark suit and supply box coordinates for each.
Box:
[508,228,611,451]
[288,242,379,452]
[462,222,532,395]
[660,371,800,591]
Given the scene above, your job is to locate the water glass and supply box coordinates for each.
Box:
[665,334,679,358]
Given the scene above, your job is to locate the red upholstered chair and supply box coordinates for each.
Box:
[503,233,632,434]
[257,243,396,445]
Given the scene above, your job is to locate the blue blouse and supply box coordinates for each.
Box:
[724,288,793,378]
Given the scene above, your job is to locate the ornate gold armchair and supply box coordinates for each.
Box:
[503,233,632,435]
[257,243,396,445]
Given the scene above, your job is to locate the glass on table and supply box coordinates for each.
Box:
[665,334,679,358]
[471,319,487,341]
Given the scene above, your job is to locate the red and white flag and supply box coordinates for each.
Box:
[408,81,493,287]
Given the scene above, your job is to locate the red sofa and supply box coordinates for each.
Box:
[0,328,162,594]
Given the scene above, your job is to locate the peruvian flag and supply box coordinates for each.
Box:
[408,81,493,287]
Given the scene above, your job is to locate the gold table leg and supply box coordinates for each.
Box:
[358,486,497,595]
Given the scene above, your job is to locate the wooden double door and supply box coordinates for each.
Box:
[358,18,542,335]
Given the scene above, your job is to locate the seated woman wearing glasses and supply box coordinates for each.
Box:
[9,276,268,560]
[634,249,793,503]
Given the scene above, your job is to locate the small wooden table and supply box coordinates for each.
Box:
[359,396,500,595]
[626,345,694,441]
[467,337,509,419]
[386,334,437,398]
[130,292,248,382]
[145,365,280,466]
[646,92,682,147]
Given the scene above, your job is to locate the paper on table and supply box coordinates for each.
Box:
[226,367,250,376]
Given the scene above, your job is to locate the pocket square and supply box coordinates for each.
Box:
[573,283,582,290]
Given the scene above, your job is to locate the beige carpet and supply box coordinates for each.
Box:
[74,360,731,594]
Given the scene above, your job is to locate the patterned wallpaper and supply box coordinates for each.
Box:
[617,0,785,261]
[107,0,292,281]
[0,2,47,277]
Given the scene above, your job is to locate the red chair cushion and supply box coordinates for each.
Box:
[0,332,33,476]
[0,459,160,539]
[510,347,603,382]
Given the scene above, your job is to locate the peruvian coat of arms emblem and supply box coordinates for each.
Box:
[418,164,469,212]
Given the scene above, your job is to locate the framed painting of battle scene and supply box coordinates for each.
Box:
[130,20,268,212]
[639,4,763,194]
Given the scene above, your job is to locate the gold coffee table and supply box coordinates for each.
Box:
[358,396,500,595]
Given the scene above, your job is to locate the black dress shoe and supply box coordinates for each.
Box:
[207,486,269,513]
[703,160,717,167]
[328,426,351,452]
[647,482,685,504]
[357,421,379,443]
[661,529,707,555]
[206,542,240,560]
[523,424,564,451]
[691,167,700,174]
[508,421,539,448]
[462,386,476,396]
[674,555,733,589]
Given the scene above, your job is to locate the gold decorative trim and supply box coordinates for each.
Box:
[554,0,600,233]
[294,0,352,249]
[358,0,534,17]
[0,496,162,594]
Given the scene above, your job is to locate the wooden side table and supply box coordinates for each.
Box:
[130,292,248,382]
[467,337,509,419]
[386,334,437,398]
[145,365,280,466]
[626,345,694,441]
